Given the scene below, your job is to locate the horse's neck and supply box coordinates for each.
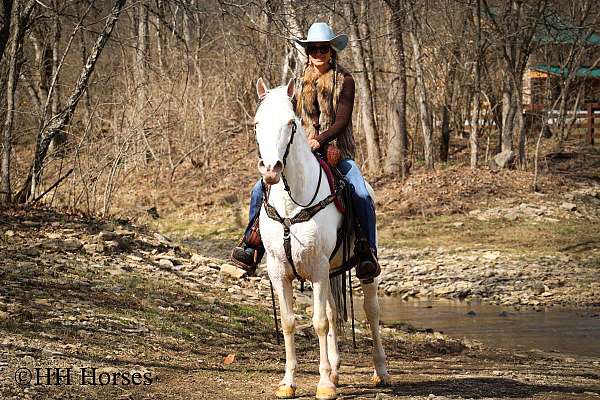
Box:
[272,125,324,211]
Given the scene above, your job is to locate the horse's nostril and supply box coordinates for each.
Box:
[258,160,265,168]
[273,161,283,173]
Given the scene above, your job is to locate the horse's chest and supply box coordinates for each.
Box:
[260,215,323,261]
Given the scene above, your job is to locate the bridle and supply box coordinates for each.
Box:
[257,119,323,208]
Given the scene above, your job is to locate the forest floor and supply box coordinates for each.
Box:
[1,143,600,399]
[0,205,599,400]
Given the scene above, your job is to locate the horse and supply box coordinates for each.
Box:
[254,78,390,399]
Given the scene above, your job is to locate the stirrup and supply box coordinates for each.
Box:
[355,240,381,283]
[230,245,258,275]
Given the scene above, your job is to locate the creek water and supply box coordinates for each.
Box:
[356,297,600,358]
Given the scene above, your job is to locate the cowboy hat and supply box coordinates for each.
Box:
[294,22,348,52]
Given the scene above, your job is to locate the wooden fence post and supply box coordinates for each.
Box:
[587,103,595,145]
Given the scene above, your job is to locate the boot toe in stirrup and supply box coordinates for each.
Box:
[356,257,381,283]
[230,247,257,275]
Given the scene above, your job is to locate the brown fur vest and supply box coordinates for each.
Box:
[296,64,356,160]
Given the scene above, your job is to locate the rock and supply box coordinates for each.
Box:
[61,238,83,252]
[159,259,174,268]
[504,211,519,221]
[154,233,172,245]
[191,254,211,265]
[560,202,577,212]
[116,236,134,250]
[0,311,8,320]
[450,222,464,228]
[220,263,247,279]
[98,231,117,241]
[84,243,104,254]
[23,247,40,257]
[529,282,546,295]
[491,150,515,170]
[104,240,121,252]
[99,223,115,232]
[466,310,477,316]
[23,220,42,227]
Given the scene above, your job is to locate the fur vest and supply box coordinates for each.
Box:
[296,64,356,160]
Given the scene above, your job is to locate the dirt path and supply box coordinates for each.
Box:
[1,208,599,400]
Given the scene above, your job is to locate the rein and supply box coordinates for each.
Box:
[281,121,323,208]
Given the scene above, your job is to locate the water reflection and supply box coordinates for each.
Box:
[358,297,600,358]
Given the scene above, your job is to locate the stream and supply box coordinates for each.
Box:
[358,297,600,358]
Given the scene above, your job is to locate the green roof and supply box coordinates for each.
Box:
[534,64,600,79]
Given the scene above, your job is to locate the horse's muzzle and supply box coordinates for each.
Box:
[258,159,282,184]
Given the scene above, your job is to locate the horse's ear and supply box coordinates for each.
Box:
[286,78,295,99]
[256,78,269,99]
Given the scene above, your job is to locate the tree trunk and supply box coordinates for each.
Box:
[1,0,34,204]
[470,0,482,168]
[16,0,126,203]
[135,0,153,162]
[345,1,381,173]
[50,10,66,156]
[383,1,408,178]
[514,79,526,165]
[0,0,13,62]
[440,46,459,163]
[501,77,515,153]
[282,0,305,80]
[155,0,168,75]
[359,0,376,98]
[408,9,434,170]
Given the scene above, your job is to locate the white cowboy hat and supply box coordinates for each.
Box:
[294,22,348,52]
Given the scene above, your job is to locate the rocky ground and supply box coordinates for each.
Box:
[1,207,599,399]
[378,246,599,309]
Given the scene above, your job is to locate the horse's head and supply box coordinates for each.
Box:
[254,78,296,185]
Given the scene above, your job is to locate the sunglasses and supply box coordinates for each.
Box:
[307,45,331,55]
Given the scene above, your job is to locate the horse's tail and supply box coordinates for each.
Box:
[330,273,347,331]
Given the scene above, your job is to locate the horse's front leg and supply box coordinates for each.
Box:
[270,272,297,398]
[326,289,340,386]
[313,270,337,399]
[361,277,391,386]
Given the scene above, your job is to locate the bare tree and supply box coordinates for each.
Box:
[345,1,381,173]
[0,0,13,61]
[383,0,409,178]
[1,0,35,204]
[482,0,549,166]
[407,3,434,170]
[16,0,126,203]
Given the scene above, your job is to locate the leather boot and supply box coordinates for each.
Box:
[230,244,258,275]
[354,239,381,283]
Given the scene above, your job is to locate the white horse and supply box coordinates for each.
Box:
[254,78,390,399]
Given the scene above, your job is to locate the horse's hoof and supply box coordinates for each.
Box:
[315,385,337,400]
[371,373,392,387]
[275,384,296,399]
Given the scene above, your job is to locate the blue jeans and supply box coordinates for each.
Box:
[244,159,377,252]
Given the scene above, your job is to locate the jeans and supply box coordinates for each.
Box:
[244,159,377,252]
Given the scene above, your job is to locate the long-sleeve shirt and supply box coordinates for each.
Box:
[314,74,355,146]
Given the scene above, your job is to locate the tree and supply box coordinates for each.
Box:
[383,0,409,178]
[1,0,35,204]
[345,1,381,173]
[407,2,434,170]
[16,0,126,203]
[482,0,549,166]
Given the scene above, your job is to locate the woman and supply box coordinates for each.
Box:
[231,22,380,282]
